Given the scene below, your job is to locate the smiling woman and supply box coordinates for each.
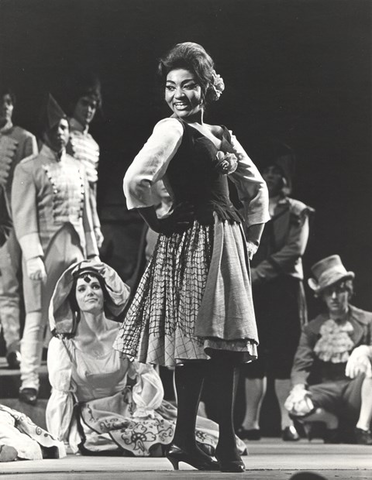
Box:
[113,42,270,472]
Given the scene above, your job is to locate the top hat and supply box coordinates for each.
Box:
[308,255,355,294]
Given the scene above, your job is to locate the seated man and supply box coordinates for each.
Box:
[285,255,372,444]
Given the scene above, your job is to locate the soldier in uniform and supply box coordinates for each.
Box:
[66,73,104,248]
[12,95,99,405]
[0,87,38,369]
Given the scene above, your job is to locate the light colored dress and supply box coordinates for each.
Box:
[0,404,65,460]
[46,334,242,456]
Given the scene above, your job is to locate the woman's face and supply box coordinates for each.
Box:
[75,274,104,315]
[165,68,203,120]
[72,95,97,127]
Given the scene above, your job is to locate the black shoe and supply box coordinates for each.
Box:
[282,425,300,441]
[166,443,220,471]
[236,427,261,440]
[323,428,340,444]
[19,388,38,405]
[215,447,245,473]
[6,351,21,369]
[354,427,372,445]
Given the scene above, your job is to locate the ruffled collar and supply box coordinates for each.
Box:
[314,318,354,363]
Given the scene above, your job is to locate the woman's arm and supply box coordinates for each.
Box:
[46,337,78,450]
[123,118,183,210]
[129,361,164,417]
[227,132,270,235]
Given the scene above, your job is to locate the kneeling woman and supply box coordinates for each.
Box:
[46,260,238,457]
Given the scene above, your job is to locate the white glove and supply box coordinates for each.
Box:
[345,345,372,379]
[284,384,314,417]
[246,241,258,260]
[94,227,104,249]
[26,257,47,281]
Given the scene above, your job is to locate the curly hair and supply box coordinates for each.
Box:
[158,42,222,105]
[66,71,102,115]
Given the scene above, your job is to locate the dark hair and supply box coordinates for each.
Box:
[68,271,109,336]
[0,86,16,107]
[66,71,102,115]
[158,42,217,105]
[320,278,354,300]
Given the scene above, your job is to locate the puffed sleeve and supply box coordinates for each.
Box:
[123,118,183,210]
[46,337,80,452]
[129,361,164,417]
[227,131,270,227]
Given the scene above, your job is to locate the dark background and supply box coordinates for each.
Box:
[1,0,371,433]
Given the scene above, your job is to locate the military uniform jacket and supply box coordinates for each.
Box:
[0,123,37,217]
[0,123,38,201]
[11,144,98,261]
[67,118,101,229]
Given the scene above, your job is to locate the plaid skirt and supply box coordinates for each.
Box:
[114,218,258,366]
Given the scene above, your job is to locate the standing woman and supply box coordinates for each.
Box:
[114,42,269,472]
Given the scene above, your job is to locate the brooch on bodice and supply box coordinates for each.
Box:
[214,151,238,175]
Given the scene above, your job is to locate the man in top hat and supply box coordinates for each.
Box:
[11,94,99,405]
[285,255,372,444]
[238,142,314,441]
[65,72,104,249]
[0,86,38,369]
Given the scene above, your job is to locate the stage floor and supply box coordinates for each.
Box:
[0,439,371,480]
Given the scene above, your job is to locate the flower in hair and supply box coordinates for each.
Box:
[214,151,238,175]
[210,71,225,101]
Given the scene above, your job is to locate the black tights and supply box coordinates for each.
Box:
[173,353,240,459]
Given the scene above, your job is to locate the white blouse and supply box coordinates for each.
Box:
[46,336,164,453]
[123,118,269,227]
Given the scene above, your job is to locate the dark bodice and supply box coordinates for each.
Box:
[166,121,242,225]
